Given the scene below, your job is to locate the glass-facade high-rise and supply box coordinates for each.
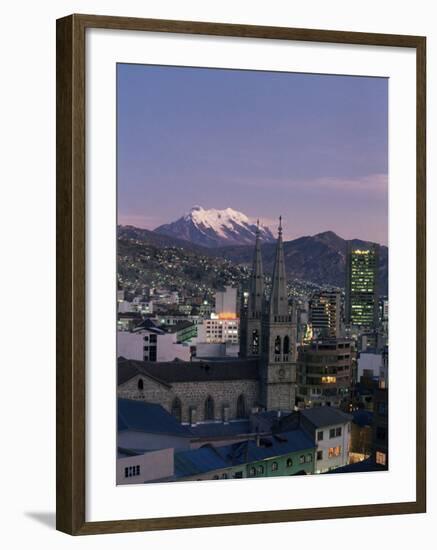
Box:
[345,244,379,328]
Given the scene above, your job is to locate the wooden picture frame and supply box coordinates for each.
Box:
[56,13,426,535]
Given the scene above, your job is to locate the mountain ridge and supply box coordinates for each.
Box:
[118,225,388,293]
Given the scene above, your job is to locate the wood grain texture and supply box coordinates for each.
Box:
[56,13,427,535]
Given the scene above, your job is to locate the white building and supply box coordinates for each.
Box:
[117,320,192,362]
[118,297,154,315]
[117,448,174,484]
[300,407,352,473]
[215,286,237,316]
[197,317,240,345]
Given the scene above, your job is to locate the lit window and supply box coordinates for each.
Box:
[328,446,342,458]
[376,451,387,466]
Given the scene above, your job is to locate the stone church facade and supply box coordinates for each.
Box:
[118,219,297,424]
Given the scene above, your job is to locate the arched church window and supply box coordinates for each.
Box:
[137,378,144,391]
[274,336,281,356]
[171,397,182,423]
[204,395,215,421]
[251,329,259,354]
[283,335,290,355]
[236,394,246,418]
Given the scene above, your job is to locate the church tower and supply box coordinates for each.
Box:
[260,217,297,411]
[240,221,264,357]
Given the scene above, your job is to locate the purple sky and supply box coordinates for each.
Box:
[117,64,388,245]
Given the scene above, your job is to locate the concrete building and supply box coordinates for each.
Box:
[197,317,240,345]
[309,290,342,339]
[296,339,355,408]
[117,319,193,362]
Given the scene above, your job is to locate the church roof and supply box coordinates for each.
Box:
[118,357,259,386]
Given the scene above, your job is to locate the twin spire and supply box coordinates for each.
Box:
[248,217,288,318]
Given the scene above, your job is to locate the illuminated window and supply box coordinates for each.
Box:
[376,451,387,466]
[328,446,341,458]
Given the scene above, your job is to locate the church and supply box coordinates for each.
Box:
[117,219,298,423]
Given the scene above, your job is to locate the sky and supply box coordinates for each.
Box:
[117,63,388,245]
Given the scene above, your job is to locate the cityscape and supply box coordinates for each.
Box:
[116,64,388,485]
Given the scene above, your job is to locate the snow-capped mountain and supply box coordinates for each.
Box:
[154,206,275,247]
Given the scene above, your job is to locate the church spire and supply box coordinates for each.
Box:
[248,219,264,317]
[269,216,288,317]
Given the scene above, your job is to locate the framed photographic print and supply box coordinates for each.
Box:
[56,14,426,535]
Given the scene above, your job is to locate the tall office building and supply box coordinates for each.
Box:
[309,290,342,339]
[345,243,379,328]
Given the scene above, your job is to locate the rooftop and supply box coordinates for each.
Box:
[118,357,259,386]
[118,398,192,437]
[300,406,352,428]
[174,429,315,478]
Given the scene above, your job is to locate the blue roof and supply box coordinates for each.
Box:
[189,421,252,438]
[174,429,315,478]
[175,446,229,476]
[118,398,192,437]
